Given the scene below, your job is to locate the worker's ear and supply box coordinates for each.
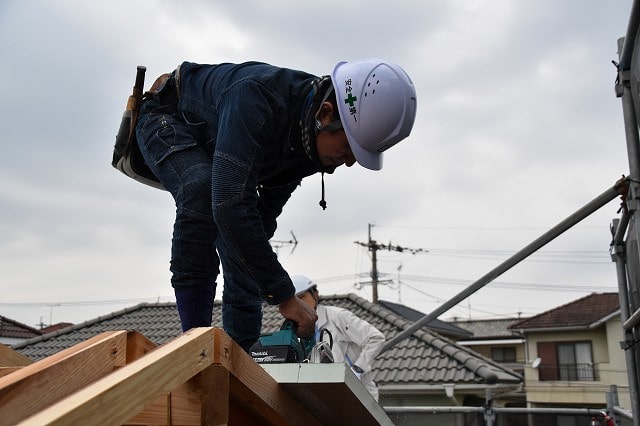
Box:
[318,102,335,123]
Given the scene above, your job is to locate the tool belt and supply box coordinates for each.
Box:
[146,70,180,108]
[112,66,181,191]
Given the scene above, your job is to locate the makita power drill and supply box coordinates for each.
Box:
[249,319,315,363]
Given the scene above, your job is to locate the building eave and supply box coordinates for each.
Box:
[513,310,621,334]
[457,338,525,346]
[380,382,522,394]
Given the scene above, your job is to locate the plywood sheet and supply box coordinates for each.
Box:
[261,363,393,426]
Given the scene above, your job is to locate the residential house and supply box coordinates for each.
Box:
[0,315,41,346]
[39,322,74,334]
[378,299,473,341]
[12,294,523,425]
[452,317,527,375]
[509,292,631,412]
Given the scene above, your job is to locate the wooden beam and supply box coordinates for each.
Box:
[12,328,331,425]
[0,367,23,378]
[199,365,230,424]
[19,327,216,425]
[212,328,321,426]
[125,330,158,363]
[126,329,324,425]
[0,331,128,425]
[0,343,33,367]
[125,330,322,426]
[123,387,203,425]
[124,366,229,425]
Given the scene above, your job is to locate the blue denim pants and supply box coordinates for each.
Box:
[136,99,262,351]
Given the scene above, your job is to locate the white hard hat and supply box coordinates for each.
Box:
[331,59,417,171]
[291,275,317,296]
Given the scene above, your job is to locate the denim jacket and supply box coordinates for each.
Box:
[177,61,322,304]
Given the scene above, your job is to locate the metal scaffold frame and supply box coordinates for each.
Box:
[612,0,640,422]
[376,2,640,424]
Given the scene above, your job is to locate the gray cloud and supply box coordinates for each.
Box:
[0,0,631,327]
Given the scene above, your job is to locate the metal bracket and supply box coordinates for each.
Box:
[610,240,626,261]
[619,336,638,350]
[616,70,631,97]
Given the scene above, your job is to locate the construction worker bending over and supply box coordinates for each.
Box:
[135,59,416,352]
[292,275,386,401]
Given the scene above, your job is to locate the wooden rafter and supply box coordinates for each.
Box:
[1,328,390,425]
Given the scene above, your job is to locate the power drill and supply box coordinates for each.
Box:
[250,319,315,363]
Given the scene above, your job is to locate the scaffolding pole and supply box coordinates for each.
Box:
[379,6,640,422]
[378,178,627,355]
[611,216,640,426]
[615,9,640,421]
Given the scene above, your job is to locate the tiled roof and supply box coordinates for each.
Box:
[12,304,183,360]
[13,294,522,386]
[451,318,526,339]
[40,323,74,334]
[377,300,473,339]
[509,293,620,330]
[0,315,42,339]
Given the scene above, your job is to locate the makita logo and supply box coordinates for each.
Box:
[253,355,282,363]
[251,351,268,356]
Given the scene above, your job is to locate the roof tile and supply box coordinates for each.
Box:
[510,293,619,330]
[0,315,42,339]
[13,294,522,386]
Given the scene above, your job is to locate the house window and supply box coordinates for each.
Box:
[491,346,517,363]
[536,341,596,381]
[557,342,594,381]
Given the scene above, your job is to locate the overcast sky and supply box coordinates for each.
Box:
[0,0,634,329]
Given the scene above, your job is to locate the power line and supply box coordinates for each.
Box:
[398,274,616,292]
[424,249,610,264]
[357,243,611,263]
[399,280,536,319]
[428,249,606,256]
[354,223,428,303]
[372,224,609,231]
[313,272,615,293]
[0,296,173,307]
[1,273,613,312]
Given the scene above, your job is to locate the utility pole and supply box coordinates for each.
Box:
[37,316,47,330]
[354,223,427,303]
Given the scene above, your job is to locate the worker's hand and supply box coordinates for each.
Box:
[278,296,318,339]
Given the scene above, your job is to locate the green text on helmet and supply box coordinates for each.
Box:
[331,59,417,171]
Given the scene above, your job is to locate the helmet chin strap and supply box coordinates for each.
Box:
[300,77,335,171]
[299,77,341,210]
[315,117,342,211]
[319,172,327,210]
[314,85,343,134]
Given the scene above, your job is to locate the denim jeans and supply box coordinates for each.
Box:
[135,62,320,351]
[136,99,262,351]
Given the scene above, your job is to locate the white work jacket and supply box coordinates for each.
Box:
[316,304,385,400]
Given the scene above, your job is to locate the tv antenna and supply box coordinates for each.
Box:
[271,231,298,256]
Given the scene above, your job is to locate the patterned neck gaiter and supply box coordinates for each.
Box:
[300,76,336,173]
